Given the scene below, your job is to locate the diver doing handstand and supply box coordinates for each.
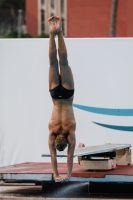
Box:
[48,16,76,182]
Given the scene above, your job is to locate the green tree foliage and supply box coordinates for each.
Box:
[4,31,33,38]
[0,0,25,12]
[0,0,25,19]
[4,31,50,38]
[38,33,49,38]
[0,0,25,37]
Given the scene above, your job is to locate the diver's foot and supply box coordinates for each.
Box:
[48,16,62,34]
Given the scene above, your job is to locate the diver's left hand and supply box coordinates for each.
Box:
[63,175,70,181]
[55,175,70,182]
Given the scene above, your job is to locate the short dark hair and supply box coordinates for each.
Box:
[55,134,67,151]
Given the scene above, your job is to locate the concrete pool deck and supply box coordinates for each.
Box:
[0,183,133,199]
[1,162,133,183]
[1,163,133,199]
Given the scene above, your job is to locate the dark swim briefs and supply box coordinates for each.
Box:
[49,85,74,99]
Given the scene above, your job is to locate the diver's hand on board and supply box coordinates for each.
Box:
[54,175,69,182]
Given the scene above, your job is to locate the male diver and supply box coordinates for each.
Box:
[48,16,76,182]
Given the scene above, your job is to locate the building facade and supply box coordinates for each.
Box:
[26,0,133,37]
[26,0,67,37]
[67,0,133,37]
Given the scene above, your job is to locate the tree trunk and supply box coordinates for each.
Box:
[110,0,118,37]
[10,5,17,20]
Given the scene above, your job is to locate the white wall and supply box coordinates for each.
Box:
[0,38,133,167]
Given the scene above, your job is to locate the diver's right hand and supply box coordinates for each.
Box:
[54,175,67,182]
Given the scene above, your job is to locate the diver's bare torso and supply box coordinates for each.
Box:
[49,97,76,136]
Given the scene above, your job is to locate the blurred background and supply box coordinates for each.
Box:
[0,0,133,38]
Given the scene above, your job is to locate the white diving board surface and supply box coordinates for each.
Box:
[42,143,132,158]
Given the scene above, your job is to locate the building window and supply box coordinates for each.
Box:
[60,0,64,14]
[41,9,45,33]
[41,0,45,5]
[51,0,55,9]
[62,18,65,34]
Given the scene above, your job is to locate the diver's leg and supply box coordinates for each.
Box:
[58,32,74,89]
[48,25,60,90]
[57,19,74,89]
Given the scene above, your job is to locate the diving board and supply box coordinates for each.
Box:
[42,143,132,157]
[42,143,132,170]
